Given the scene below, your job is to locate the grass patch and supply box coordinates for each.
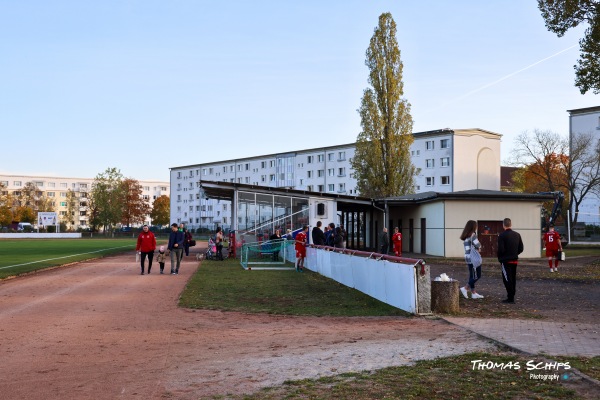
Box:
[560,245,600,257]
[179,257,410,317]
[554,356,600,381]
[231,352,579,399]
[0,238,139,279]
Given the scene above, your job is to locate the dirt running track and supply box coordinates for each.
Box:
[0,250,495,399]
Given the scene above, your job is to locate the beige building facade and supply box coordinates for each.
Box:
[0,174,169,229]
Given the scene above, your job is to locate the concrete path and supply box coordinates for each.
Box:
[445,317,600,357]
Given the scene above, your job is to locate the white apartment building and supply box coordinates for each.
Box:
[0,174,169,229]
[170,128,501,229]
[568,105,600,223]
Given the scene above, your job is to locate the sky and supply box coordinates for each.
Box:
[1,0,598,182]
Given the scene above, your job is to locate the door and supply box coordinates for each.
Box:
[421,218,426,254]
[477,220,503,257]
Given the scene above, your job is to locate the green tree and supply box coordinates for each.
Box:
[120,178,151,227]
[0,182,13,226]
[350,12,416,198]
[62,189,78,231]
[150,195,170,227]
[90,167,125,232]
[538,0,600,94]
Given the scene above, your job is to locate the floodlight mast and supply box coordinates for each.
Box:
[537,191,564,229]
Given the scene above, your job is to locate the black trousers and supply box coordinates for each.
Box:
[500,262,517,301]
[140,251,154,273]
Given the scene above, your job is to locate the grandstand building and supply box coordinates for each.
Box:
[170,128,502,230]
[0,174,169,229]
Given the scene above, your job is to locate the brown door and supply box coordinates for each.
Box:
[477,220,503,257]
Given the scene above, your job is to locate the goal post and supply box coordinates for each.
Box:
[240,240,295,270]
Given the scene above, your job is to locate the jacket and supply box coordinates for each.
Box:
[312,227,325,246]
[168,230,185,250]
[136,231,156,253]
[497,229,524,263]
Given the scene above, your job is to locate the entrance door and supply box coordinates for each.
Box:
[477,220,503,257]
[421,218,426,254]
[409,219,414,253]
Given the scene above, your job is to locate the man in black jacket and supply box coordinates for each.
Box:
[497,218,524,304]
[312,221,326,246]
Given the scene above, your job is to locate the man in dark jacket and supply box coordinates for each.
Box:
[497,218,524,304]
[167,223,185,275]
[312,221,326,246]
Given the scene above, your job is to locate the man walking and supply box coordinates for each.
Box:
[136,224,156,275]
[295,225,309,272]
[543,224,563,273]
[497,218,524,304]
[168,223,185,275]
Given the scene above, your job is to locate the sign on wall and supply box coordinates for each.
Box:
[38,212,58,227]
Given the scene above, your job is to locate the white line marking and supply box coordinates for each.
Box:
[0,245,132,270]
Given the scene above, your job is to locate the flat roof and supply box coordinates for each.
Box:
[378,189,555,205]
[567,106,600,115]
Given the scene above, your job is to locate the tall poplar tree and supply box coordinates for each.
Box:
[351,12,416,198]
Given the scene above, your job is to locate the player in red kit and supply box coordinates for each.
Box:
[543,224,563,273]
[295,225,309,272]
[392,227,402,257]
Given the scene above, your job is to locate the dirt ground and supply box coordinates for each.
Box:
[0,247,597,399]
[427,254,600,322]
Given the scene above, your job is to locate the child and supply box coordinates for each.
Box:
[156,246,167,274]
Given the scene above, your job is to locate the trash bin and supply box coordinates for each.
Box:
[431,280,460,313]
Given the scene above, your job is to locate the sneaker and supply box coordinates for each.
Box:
[140,272,144,275]
[550,268,554,273]
[160,271,164,274]
[460,287,468,299]
[553,268,558,272]
[501,299,515,304]
[171,272,176,275]
[471,293,484,299]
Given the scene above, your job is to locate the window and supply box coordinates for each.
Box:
[34,181,44,187]
[60,192,67,197]
[60,202,67,207]
[328,153,334,161]
[177,172,181,178]
[261,161,266,168]
[13,181,21,187]
[441,176,450,185]
[318,154,324,162]
[261,175,266,182]
[426,140,434,150]
[328,168,335,177]
[318,185,324,192]
[270,160,275,167]
[338,151,346,160]
[209,168,214,174]
[441,157,450,167]
[328,184,335,192]
[245,163,249,171]
[307,185,313,191]
[47,192,55,197]
[237,178,242,183]
[338,167,345,176]
[317,170,324,177]
[223,217,228,224]
[160,186,167,191]
[0,180,8,186]
[245,177,250,183]
[223,166,227,173]
[237,164,242,171]
[426,159,435,168]
[307,170,313,178]
[307,155,313,163]
[202,168,207,176]
[270,174,276,182]
[230,165,234,172]
[426,177,435,186]
[338,183,345,192]
[440,139,449,149]
[60,183,67,188]
[48,182,55,188]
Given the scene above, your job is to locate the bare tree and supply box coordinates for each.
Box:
[511,129,600,228]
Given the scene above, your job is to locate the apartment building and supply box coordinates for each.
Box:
[0,174,169,229]
[568,105,600,223]
[170,128,501,229]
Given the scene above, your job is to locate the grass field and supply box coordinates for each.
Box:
[0,238,139,279]
[180,257,409,317]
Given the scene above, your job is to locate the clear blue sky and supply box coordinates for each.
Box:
[1,0,598,182]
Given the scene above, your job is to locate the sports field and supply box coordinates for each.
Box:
[0,238,139,279]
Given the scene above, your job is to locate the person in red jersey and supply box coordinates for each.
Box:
[392,227,402,257]
[543,224,563,273]
[295,225,309,272]
[136,224,157,275]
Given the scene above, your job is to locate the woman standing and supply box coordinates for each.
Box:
[460,220,484,299]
